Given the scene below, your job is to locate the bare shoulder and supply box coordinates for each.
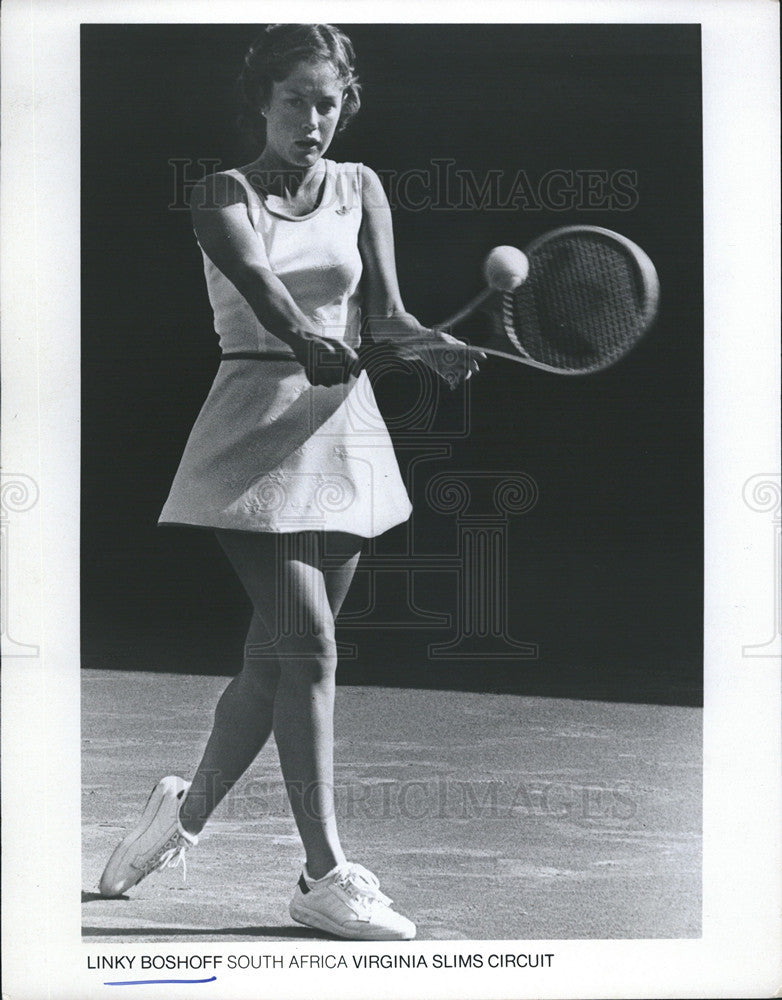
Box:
[360,164,390,215]
[190,170,250,217]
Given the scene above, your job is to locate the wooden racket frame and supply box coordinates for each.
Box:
[431,225,660,374]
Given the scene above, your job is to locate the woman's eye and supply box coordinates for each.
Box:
[318,102,337,115]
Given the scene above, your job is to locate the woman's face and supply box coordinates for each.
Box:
[263,59,344,169]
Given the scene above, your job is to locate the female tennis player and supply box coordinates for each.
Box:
[98,24,477,941]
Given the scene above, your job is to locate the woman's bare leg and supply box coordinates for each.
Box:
[181,530,362,879]
[272,532,361,877]
[178,609,279,836]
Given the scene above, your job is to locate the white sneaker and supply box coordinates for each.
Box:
[289,862,416,940]
[99,775,197,898]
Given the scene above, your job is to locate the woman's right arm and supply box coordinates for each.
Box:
[190,172,358,385]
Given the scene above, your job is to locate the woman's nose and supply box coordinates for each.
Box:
[302,105,318,131]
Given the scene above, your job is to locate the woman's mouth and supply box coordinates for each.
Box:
[295,139,320,152]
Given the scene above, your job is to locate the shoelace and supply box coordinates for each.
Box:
[335,863,393,910]
[141,834,190,883]
[159,844,188,881]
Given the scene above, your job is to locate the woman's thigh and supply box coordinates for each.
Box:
[215,529,358,649]
[320,531,363,617]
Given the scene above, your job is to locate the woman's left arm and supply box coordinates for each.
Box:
[358,165,479,384]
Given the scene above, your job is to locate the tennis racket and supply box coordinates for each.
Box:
[429,225,659,375]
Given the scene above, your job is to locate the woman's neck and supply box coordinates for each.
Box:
[245,149,325,199]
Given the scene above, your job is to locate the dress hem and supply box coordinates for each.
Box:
[157,510,411,539]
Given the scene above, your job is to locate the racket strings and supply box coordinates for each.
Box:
[506,236,648,373]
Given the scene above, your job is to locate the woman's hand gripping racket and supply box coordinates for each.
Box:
[428,225,660,376]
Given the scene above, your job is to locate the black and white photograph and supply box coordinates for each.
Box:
[2,2,780,999]
[80,18,703,940]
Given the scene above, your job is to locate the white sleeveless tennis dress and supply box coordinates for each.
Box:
[159,160,412,537]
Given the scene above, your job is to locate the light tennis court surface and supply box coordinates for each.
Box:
[82,669,700,941]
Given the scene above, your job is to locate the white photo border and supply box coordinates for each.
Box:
[2,1,780,998]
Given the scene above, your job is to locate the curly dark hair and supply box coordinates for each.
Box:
[237,24,361,147]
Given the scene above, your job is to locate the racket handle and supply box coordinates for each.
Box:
[434,287,495,330]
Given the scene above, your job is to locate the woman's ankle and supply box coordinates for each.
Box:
[305,852,347,881]
[178,796,206,837]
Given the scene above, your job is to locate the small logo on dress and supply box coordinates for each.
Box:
[335,205,353,215]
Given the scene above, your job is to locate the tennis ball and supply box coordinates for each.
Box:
[483,245,529,291]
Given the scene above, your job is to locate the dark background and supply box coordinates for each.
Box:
[81,24,702,705]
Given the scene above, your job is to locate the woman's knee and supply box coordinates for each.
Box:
[275,627,338,685]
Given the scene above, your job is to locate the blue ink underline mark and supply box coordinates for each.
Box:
[104,976,217,986]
